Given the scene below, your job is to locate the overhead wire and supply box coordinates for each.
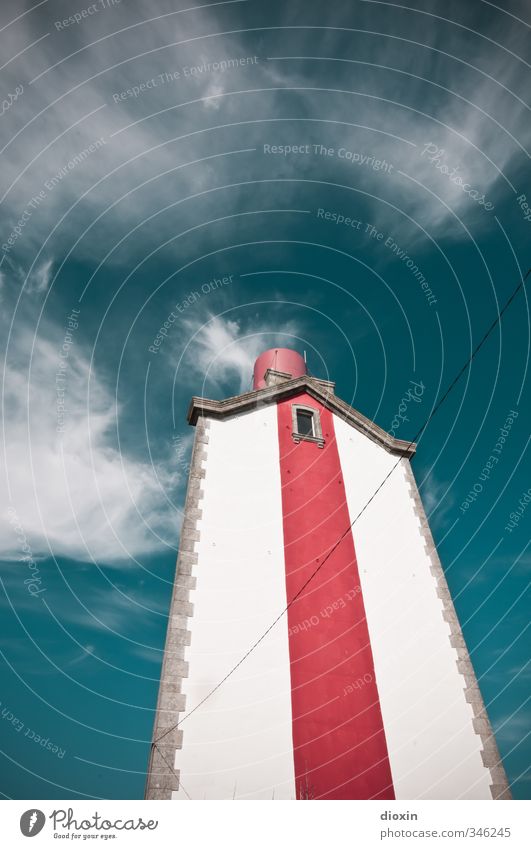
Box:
[151,268,530,753]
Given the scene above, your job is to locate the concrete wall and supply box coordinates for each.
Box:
[173,404,296,799]
[162,395,498,800]
[334,414,493,799]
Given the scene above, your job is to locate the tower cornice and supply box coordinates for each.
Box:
[187,375,416,457]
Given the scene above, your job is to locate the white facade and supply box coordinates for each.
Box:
[334,415,492,799]
[174,405,296,799]
[149,387,501,800]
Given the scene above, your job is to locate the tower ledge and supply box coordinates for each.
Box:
[187,373,416,458]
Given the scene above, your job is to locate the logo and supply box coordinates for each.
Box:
[20,810,46,837]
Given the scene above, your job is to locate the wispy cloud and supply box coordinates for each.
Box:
[492,709,530,745]
[1,289,302,564]
[0,316,180,563]
[64,644,96,668]
[24,257,54,294]
[180,313,301,394]
[417,470,456,530]
[1,0,528,269]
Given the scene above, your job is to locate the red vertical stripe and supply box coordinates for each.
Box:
[277,393,395,800]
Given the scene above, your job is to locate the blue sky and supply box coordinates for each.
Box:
[0,0,529,799]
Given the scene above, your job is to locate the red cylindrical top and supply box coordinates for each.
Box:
[252,348,307,390]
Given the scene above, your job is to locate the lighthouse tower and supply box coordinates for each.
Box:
[146,348,510,801]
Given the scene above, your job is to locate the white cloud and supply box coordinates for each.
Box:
[180,313,301,394]
[1,0,527,264]
[492,710,529,745]
[202,82,225,110]
[417,470,455,529]
[1,324,180,563]
[0,2,263,264]
[24,258,54,294]
[0,274,303,565]
[65,644,96,668]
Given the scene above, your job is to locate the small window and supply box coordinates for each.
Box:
[291,404,324,447]
[296,409,314,437]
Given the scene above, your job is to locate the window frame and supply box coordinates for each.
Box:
[291,404,324,447]
[295,409,315,437]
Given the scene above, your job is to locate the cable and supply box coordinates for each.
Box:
[147,743,192,800]
[153,268,530,747]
